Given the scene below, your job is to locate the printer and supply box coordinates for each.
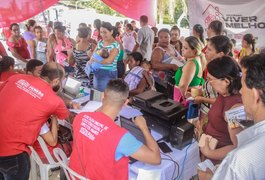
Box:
[131,90,188,139]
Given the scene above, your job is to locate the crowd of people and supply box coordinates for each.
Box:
[0,14,265,180]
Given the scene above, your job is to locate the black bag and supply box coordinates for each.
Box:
[58,125,73,156]
[58,125,73,143]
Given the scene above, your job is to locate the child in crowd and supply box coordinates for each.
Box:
[124,52,154,97]
[85,48,109,76]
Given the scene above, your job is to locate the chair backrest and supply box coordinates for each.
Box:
[53,148,88,180]
[37,136,58,164]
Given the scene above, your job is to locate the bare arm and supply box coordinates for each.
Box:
[29,40,36,59]
[130,116,161,165]
[178,61,196,96]
[151,48,178,71]
[47,36,55,62]
[200,104,244,160]
[194,96,216,104]
[129,77,148,96]
[41,116,58,147]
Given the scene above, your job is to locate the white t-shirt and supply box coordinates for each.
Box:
[39,123,50,135]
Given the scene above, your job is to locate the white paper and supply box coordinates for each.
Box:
[119,106,143,119]
[197,159,215,173]
[170,57,185,67]
[69,101,102,114]
[36,41,47,53]
[225,106,246,122]
[72,95,90,104]
[136,169,161,180]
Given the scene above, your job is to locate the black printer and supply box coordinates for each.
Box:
[131,90,188,138]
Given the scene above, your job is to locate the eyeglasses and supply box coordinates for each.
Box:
[12,29,20,32]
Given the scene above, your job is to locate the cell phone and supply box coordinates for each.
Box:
[158,142,172,153]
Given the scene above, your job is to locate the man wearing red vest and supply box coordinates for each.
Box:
[0,62,69,180]
[70,79,161,179]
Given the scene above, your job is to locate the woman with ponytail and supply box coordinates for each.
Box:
[23,19,37,57]
[192,24,205,45]
[239,33,256,63]
[174,36,206,99]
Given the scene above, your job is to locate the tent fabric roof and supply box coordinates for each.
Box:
[0,0,59,28]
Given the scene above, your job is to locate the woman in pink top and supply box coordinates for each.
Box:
[200,56,243,165]
[122,23,136,53]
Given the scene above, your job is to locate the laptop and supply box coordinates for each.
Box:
[62,76,82,100]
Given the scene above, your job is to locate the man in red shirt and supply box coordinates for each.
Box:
[69,79,161,180]
[0,62,69,180]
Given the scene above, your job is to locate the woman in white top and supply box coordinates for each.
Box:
[121,23,136,53]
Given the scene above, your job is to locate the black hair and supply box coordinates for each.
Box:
[79,23,87,28]
[26,19,36,31]
[126,23,133,31]
[115,21,121,27]
[208,56,241,95]
[9,23,19,30]
[129,52,143,64]
[101,22,118,38]
[193,24,205,44]
[208,20,223,35]
[170,25,180,34]
[94,19,101,31]
[26,59,43,74]
[53,21,63,28]
[78,27,91,38]
[106,79,129,100]
[208,35,232,56]
[140,15,148,24]
[34,26,43,32]
[151,27,158,35]
[158,28,170,36]
[231,39,236,46]
[40,62,64,81]
[0,56,15,74]
[54,25,66,33]
[240,53,265,104]
[243,33,256,53]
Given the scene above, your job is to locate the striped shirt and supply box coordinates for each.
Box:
[212,120,265,180]
[96,40,120,71]
[73,44,92,86]
[124,66,144,91]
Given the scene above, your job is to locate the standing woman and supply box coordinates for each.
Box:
[174,36,206,99]
[122,23,136,54]
[7,23,30,63]
[238,33,256,63]
[29,26,47,64]
[170,25,182,54]
[92,19,102,42]
[151,28,180,96]
[47,25,74,66]
[71,27,96,87]
[91,22,120,92]
[192,24,205,45]
[23,19,37,58]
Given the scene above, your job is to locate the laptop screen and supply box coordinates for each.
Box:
[63,76,82,96]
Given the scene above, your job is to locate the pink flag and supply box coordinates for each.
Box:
[102,0,157,26]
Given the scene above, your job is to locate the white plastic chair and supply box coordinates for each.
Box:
[29,136,60,180]
[53,148,88,180]
[29,119,72,180]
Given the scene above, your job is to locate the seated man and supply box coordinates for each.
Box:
[199,54,265,179]
[69,79,161,179]
[0,62,69,179]
[26,59,44,77]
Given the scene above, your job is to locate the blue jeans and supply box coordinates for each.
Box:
[0,152,30,180]
[93,69,117,92]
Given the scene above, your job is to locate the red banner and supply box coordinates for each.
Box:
[0,0,59,28]
[102,0,157,26]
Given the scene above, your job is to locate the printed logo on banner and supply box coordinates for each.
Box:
[202,4,224,28]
